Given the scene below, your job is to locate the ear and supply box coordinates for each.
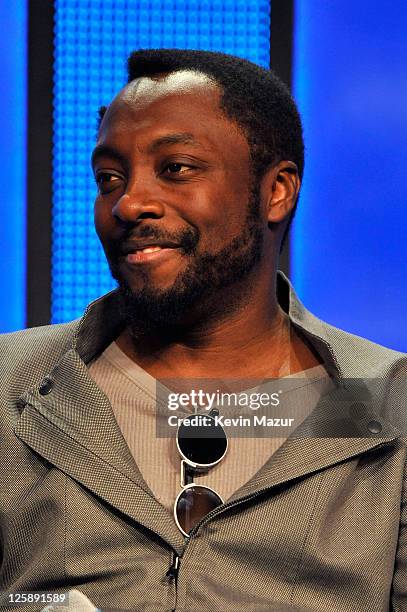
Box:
[261,161,301,223]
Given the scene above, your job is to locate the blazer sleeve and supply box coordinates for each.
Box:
[391,442,407,610]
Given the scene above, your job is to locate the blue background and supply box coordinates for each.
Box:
[292,1,407,351]
[1,0,406,352]
[0,0,26,332]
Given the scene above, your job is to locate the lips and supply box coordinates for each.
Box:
[122,241,180,256]
[122,242,181,265]
[135,245,163,254]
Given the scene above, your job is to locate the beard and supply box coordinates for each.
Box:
[107,186,264,337]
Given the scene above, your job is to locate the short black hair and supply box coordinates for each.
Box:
[100,49,304,246]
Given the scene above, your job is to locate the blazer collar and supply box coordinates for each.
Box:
[70,272,402,381]
[69,273,336,367]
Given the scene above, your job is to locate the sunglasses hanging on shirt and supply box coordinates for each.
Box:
[174,408,228,537]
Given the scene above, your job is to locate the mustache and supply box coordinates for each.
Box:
[110,224,200,257]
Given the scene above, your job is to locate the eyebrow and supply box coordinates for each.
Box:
[91,132,203,168]
[91,145,127,169]
[147,132,202,152]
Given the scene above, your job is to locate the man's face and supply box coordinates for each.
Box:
[93,71,266,329]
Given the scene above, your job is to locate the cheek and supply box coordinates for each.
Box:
[214,170,252,233]
[194,197,250,253]
[215,181,251,229]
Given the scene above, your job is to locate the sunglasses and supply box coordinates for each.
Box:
[174,408,228,537]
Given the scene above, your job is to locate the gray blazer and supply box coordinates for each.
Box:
[1,274,407,611]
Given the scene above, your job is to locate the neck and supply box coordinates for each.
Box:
[116,271,322,379]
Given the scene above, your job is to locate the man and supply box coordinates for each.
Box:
[1,49,406,612]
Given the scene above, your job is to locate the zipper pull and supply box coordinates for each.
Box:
[166,553,180,581]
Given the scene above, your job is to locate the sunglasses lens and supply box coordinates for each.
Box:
[178,415,227,465]
[175,485,223,535]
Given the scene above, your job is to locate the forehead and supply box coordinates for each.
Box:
[97,70,248,153]
[120,69,218,107]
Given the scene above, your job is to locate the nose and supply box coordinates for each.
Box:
[112,181,165,224]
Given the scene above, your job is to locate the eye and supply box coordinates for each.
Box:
[162,162,194,176]
[95,172,121,185]
[95,172,123,194]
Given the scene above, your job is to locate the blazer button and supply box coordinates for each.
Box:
[39,378,53,395]
[367,419,382,434]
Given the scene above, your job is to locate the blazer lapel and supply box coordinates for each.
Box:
[12,277,403,540]
[228,379,400,502]
[14,348,186,552]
